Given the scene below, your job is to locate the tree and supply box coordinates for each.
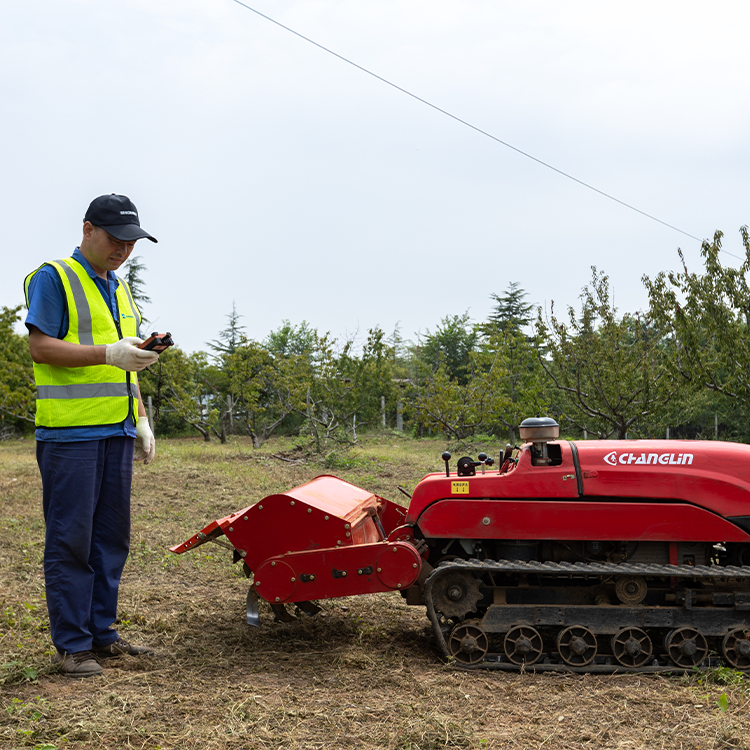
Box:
[264,320,317,358]
[0,306,35,430]
[408,328,549,442]
[417,312,478,384]
[386,323,410,376]
[139,348,223,441]
[536,267,682,439]
[208,302,246,356]
[409,357,509,441]
[484,281,534,335]
[223,337,310,448]
[478,327,551,443]
[644,227,750,419]
[121,256,151,323]
[304,328,395,451]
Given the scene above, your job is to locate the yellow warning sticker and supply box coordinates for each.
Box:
[451,481,470,494]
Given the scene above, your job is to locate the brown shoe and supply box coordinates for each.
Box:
[92,637,153,657]
[53,650,103,677]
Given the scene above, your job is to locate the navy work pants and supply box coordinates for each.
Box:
[37,437,134,653]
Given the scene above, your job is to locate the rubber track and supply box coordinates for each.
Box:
[423,559,750,673]
[428,559,750,580]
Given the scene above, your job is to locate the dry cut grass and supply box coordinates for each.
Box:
[2,434,750,749]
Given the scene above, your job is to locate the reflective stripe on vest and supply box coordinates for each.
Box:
[54,259,96,345]
[36,383,132,399]
[24,257,142,429]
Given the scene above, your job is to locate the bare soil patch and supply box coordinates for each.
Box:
[2,435,749,749]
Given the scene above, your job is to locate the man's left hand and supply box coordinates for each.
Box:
[134,419,156,465]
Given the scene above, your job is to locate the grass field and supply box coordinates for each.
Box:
[2,434,750,750]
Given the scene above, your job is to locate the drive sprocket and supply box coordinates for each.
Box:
[431,569,483,619]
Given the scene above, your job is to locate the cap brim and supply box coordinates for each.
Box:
[99,223,158,243]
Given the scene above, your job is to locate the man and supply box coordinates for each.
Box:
[24,194,161,677]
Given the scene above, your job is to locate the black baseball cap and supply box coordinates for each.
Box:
[84,194,158,243]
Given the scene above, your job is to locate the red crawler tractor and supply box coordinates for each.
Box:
[170,418,750,672]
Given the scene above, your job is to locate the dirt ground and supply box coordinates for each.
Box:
[2,435,750,750]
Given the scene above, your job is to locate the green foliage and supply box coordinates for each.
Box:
[208,301,247,355]
[0,305,35,431]
[139,347,222,441]
[405,284,548,443]
[409,325,548,442]
[5,696,49,718]
[222,336,310,448]
[417,312,478,385]
[695,664,748,689]
[537,268,684,439]
[484,281,534,336]
[409,359,503,440]
[121,255,151,309]
[478,328,551,443]
[644,227,750,421]
[322,448,367,470]
[130,242,750,446]
[264,319,317,358]
[305,328,395,451]
[0,602,49,685]
[408,298,549,443]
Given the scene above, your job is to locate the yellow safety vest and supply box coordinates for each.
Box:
[24,256,142,429]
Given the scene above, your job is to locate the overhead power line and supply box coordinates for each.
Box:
[230,0,709,247]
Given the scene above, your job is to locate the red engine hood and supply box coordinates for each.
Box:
[406,440,750,523]
[575,439,750,517]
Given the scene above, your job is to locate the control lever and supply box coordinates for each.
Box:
[442,451,451,477]
[443,451,494,477]
[477,452,495,474]
[457,454,495,477]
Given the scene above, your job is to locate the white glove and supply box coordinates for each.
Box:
[106,337,159,372]
[134,418,156,464]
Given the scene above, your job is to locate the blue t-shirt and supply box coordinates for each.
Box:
[25,248,139,442]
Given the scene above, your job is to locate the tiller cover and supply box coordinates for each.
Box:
[171,475,422,610]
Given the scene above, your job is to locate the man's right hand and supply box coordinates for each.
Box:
[106,337,159,372]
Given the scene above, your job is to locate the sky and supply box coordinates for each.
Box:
[2,1,749,354]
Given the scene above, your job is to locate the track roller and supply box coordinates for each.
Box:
[611,627,652,668]
[721,628,750,670]
[557,625,597,667]
[448,621,489,665]
[664,628,708,668]
[503,625,543,666]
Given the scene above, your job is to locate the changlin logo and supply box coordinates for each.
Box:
[603,451,693,467]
